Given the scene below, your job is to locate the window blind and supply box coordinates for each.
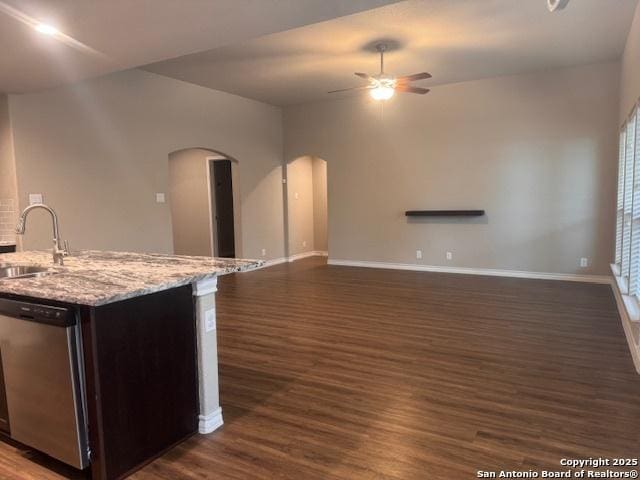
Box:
[616,130,626,267]
[621,119,635,285]
[614,103,640,299]
[628,114,639,294]
[634,113,640,297]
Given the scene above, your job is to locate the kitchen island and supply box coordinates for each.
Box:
[0,250,263,479]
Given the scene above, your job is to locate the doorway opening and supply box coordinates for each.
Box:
[208,158,235,258]
[168,148,240,258]
[285,155,328,259]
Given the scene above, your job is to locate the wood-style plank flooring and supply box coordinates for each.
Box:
[2,257,639,479]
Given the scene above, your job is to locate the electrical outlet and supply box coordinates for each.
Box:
[28,193,43,205]
[416,250,422,259]
[303,240,307,248]
[580,257,589,268]
[155,193,166,203]
[294,192,299,200]
[261,248,266,257]
[204,309,216,332]
[446,251,453,261]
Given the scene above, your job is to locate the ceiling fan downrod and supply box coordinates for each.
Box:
[376,43,387,75]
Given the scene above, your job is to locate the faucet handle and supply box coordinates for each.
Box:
[63,240,70,255]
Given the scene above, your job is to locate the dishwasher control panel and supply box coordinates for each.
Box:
[0,299,74,326]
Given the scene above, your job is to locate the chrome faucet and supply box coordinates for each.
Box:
[16,204,69,265]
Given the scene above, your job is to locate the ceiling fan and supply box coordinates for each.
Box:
[328,43,431,100]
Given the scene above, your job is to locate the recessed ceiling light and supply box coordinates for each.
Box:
[34,23,59,35]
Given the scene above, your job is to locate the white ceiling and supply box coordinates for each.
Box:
[0,0,398,93]
[144,0,639,106]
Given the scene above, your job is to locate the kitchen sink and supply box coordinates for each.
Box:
[0,265,59,280]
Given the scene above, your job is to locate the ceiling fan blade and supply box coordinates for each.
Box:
[328,85,373,94]
[396,85,430,95]
[355,72,373,81]
[396,72,432,83]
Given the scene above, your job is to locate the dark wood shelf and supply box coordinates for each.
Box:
[405,210,485,217]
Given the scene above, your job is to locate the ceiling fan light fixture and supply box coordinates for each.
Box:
[547,0,569,12]
[328,42,430,99]
[370,85,395,100]
[34,23,59,35]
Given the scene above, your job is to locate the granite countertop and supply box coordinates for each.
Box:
[0,250,264,306]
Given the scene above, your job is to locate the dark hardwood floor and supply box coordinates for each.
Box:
[2,257,639,479]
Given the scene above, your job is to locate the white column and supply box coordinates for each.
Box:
[192,276,223,434]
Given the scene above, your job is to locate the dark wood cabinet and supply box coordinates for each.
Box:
[81,286,198,480]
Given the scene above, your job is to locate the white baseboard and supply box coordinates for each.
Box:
[327,259,612,284]
[288,250,328,262]
[609,266,640,374]
[199,407,223,434]
[254,256,288,269]
[253,252,328,270]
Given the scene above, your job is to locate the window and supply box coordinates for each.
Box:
[621,125,633,287]
[616,130,625,269]
[615,105,640,303]
[629,114,640,295]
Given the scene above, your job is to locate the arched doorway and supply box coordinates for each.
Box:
[168,148,241,258]
[285,155,328,259]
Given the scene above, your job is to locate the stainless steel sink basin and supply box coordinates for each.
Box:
[0,265,58,280]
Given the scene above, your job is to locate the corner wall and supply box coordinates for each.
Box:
[284,62,620,275]
[312,157,328,251]
[0,94,17,247]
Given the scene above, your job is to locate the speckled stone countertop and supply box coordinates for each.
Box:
[0,250,264,306]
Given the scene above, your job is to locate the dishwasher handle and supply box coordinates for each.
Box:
[0,298,75,327]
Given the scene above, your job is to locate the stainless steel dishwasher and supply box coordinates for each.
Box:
[0,298,89,469]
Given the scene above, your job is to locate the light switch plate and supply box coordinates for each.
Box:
[29,193,43,205]
[156,193,166,203]
[204,309,216,332]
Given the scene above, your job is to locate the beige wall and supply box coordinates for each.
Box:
[287,156,315,256]
[284,62,620,275]
[168,148,214,257]
[9,69,285,259]
[312,157,328,252]
[0,95,16,199]
[0,94,18,246]
[620,1,640,123]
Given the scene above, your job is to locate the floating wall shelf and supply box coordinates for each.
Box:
[405,210,485,217]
